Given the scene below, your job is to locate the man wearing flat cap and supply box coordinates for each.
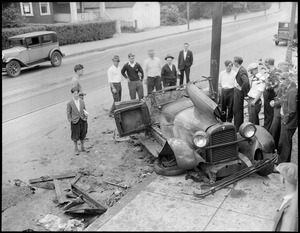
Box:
[246,62,266,125]
[161,54,178,88]
[277,72,298,164]
[107,55,122,118]
[121,53,144,100]
[232,56,250,130]
[273,162,298,231]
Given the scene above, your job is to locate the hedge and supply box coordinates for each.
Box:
[2,20,116,50]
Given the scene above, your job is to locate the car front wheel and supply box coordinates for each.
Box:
[51,51,62,67]
[6,60,21,77]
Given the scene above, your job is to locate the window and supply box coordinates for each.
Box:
[39,2,50,15]
[26,37,40,47]
[20,2,34,16]
[42,35,52,44]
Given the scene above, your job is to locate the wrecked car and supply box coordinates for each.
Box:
[113,78,277,197]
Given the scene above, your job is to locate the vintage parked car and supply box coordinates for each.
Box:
[113,79,277,197]
[273,21,298,46]
[2,31,64,77]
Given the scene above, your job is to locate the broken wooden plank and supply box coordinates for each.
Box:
[71,173,82,185]
[71,183,107,214]
[29,172,76,184]
[53,179,72,204]
[63,195,84,211]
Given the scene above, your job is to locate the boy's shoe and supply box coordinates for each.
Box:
[81,148,90,153]
[75,150,79,155]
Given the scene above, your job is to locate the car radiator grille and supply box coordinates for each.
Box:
[207,128,237,163]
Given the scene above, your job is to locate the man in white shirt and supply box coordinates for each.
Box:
[218,60,237,122]
[143,49,162,95]
[246,63,266,125]
[107,55,122,118]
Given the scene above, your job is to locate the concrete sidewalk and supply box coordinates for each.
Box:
[86,172,284,231]
[61,4,281,58]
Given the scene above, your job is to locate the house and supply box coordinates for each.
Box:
[84,2,161,29]
[8,2,55,24]
[5,2,160,30]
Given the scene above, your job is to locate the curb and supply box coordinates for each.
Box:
[64,10,281,59]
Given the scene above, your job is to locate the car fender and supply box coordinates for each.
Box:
[237,125,275,161]
[4,58,28,67]
[165,138,205,169]
[48,49,64,59]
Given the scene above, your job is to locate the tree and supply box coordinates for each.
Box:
[2,3,28,28]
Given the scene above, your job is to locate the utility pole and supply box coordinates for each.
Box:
[285,2,296,63]
[187,2,190,30]
[210,2,223,102]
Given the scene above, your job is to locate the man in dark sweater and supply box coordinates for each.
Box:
[121,53,144,100]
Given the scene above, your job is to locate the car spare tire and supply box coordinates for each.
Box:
[154,154,186,176]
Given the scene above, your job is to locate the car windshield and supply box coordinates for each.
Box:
[8,39,26,48]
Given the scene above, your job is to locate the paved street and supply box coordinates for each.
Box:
[2,2,297,231]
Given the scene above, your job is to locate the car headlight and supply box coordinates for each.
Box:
[193,131,209,148]
[239,122,256,139]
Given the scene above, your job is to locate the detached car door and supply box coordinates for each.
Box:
[114,99,151,137]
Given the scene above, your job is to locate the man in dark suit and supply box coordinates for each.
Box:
[178,42,193,85]
[232,56,250,130]
[277,72,298,164]
[161,54,178,88]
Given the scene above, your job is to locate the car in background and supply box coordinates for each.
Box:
[2,31,64,77]
[273,22,298,46]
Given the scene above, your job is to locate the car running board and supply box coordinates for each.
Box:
[193,153,278,198]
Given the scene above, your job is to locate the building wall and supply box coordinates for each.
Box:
[52,2,71,14]
[20,2,55,24]
[133,2,160,29]
[106,7,134,22]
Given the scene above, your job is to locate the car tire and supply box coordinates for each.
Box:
[6,60,21,77]
[255,150,274,176]
[275,41,279,46]
[51,51,62,67]
[153,158,186,176]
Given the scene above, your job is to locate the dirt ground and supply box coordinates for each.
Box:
[2,107,155,231]
[2,99,298,231]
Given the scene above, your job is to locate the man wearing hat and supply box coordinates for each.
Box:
[233,56,250,130]
[161,54,178,88]
[262,58,280,131]
[269,70,286,150]
[107,55,122,118]
[143,49,162,95]
[273,162,298,231]
[277,72,298,164]
[246,62,266,125]
[121,53,144,100]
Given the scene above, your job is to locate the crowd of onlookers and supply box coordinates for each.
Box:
[65,42,298,231]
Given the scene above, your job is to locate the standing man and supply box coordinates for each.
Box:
[161,54,178,88]
[273,162,298,231]
[218,60,237,122]
[246,63,266,125]
[121,53,144,100]
[277,72,298,164]
[263,58,280,131]
[178,42,193,85]
[232,56,250,130]
[143,49,162,95]
[71,64,86,100]
[107,55,122,118]
[269,70,286,150]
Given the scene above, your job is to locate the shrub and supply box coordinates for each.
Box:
[2,4,29,28]
[161,5,186,26]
